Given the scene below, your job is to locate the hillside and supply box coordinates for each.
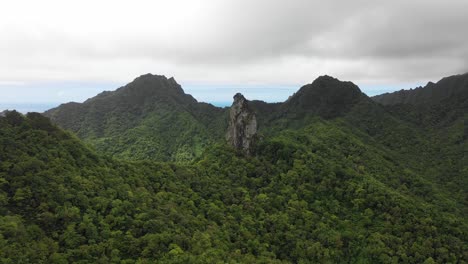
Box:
[44,74,227,162]
[44,75,373,162]
[371,73,468,128]
[371,74,468,198]
[372,73,468,106]
[7,72,462,262]
[43,73,467,197]
[0,111,466,263]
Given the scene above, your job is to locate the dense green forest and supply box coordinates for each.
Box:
[1,73,467,263]
[44,75,227,162]
[1,109,467,263]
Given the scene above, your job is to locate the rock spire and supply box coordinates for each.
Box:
[226,93,258,154]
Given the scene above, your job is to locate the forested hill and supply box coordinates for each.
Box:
[44,74,227,162]
[43,74,375,162]
[42,74,467,204]
[371,73,468,129]
[41,73,467,203]
[372,73,468,106]
[282,75,365,117]
[0,110,467,263]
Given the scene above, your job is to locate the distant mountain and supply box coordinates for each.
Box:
[44,74,227,161]
[371,73,468,129]
[246,75,373,133]
[282,75,365,117]
[43,72,466,201]
[370,73,467,201]
[45,74,373,161]
[372,73,468,106]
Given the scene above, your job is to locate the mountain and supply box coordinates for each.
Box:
[1,110,466,263]
[43,74,466,199]
[44,74,227,162]
[44,74,372,162]
[282,75,365,118]
[372,73,468,106]
[43,73,466,194]
[34,73,466,261]
[370,73,468,209]
[372,73,468,128]
[59,73,467,213]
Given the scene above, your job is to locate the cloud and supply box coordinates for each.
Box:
[0,0,467,102]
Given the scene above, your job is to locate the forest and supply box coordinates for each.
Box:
[0,73,467,263]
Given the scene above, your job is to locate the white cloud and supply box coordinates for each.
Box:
[0,0,467,103]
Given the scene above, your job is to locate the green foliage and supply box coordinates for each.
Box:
[0,112,466,263]
[44,74,227,162]
[89,107,225,162]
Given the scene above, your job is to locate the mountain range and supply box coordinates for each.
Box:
[0,72,466,263]
[43,74,405,161]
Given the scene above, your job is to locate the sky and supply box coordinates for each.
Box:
[1,0,468,111]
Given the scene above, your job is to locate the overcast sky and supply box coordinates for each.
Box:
[1,0,468,108]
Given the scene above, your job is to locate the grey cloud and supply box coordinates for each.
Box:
[0,0,467,87]
[67,1,374,64]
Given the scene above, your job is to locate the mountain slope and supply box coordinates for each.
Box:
[371,73,468,128]
[372,73,468,106]
[42,72,467,210]
[2,70,468,262]
[1,111,466,263]
[44,74,227,162]
[44,74,466,204]
[370,74,468,200]
[45,74,371,162]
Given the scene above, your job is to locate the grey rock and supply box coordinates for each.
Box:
[226,93,258,154]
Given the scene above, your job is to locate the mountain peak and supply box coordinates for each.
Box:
[311,75,359,88]
[109,73,194,104]
[313,75,339,82]
[129,73,182,90]
[168,76,178,85]
[134,73,168,80]
[283,75,364,118]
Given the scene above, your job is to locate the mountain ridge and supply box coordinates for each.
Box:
[371,73,468,130]
[372,73,468,106]
[44,73,227,161]
[43,74,369,161]
[42,72,467,171]
[1,72,466,262]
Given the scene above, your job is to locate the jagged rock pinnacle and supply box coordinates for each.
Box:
[226,93,258,154]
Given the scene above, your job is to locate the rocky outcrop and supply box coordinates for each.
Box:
[226,93,258,154]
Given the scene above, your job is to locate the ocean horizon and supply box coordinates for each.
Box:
[0,101,234,114]
[0,103,61,113]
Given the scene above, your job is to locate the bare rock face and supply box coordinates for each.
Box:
[226,93,258,154]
